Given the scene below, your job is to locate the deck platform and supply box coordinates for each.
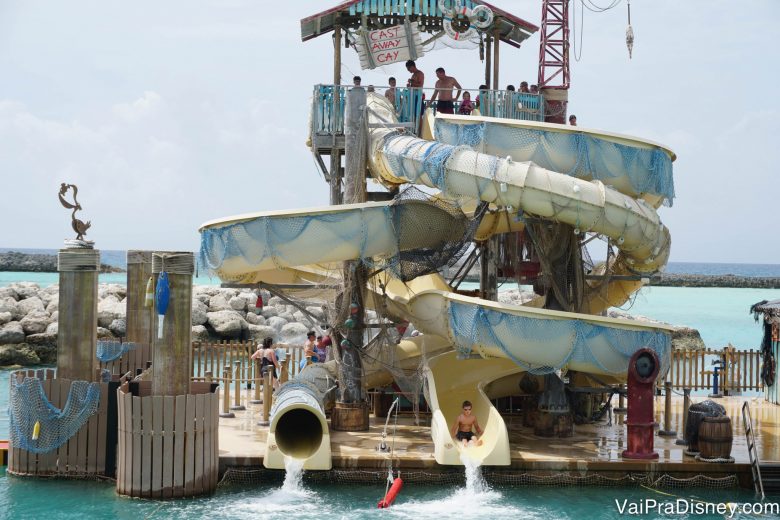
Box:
[218,394,779,486]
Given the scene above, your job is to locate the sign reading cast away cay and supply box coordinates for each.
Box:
[356,22,424,70]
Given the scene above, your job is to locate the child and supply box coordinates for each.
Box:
[451,400,483,446]
[458,91,474,115]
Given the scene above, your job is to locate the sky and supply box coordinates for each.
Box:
[0,0,778,263]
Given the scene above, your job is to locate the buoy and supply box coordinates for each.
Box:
[377,477,403,508]
[144,276,154,308]
[349,302,359,314]
[156,272,170,339]
[344,317,356,329]
[32,421,41,441]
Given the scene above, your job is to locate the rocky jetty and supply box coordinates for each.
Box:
[652,273,780,289]
[0,282,712,367]
[0,251,123,273]
[0,282,331,367]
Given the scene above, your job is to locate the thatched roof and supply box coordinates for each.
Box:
[751,299,780,320]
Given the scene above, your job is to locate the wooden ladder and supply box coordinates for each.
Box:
[742,401,765,500]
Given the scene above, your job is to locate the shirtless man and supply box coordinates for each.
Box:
[451,400,483,446]
[385,77,397,108]
[430,67,462,115]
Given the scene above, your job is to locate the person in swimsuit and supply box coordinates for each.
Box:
[430,67,462,115]
[251,337,280,389]
[451,400,483,446]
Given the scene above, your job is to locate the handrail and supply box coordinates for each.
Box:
[311,84,546,138]
[742,401,765,500]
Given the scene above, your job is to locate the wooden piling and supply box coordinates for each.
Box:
[57,247,99,381]
[125,250,154,348]
[250,360,262,404]
[151,252,193,396]
[258,370,272,426]
[220,367,234,418]
[658,380,677,436]
[231,360,245,411]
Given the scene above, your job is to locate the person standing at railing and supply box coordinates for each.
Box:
[251,337,280,390]
[530,84,539,94]
[384,77,397,109]
[568,114,577,126]
[458,91,474,115]
[430,67,462,115]
[519,81,530,93]
[474,85,488,116]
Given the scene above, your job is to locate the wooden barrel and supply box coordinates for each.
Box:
[698,416,733,459]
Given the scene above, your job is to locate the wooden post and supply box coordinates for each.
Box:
[219,367,234,418]
[205,371,213,383]
[676,388,691,445]
[258,370,272,426]
[615,384,627,413]
[492,26,500,90]
[330,23,343,205]
[57,247,99,381]
[250,359,262,404]
[231,360,245,410]
[151,252,193,396]
[484,34,492,88]
[331,86,370,431]
[479,240,498,301]
[658,381,676,436]
[126,250,154,347]
[280,359,289,384]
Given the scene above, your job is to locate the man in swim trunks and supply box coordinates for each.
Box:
[430,67,462,115]
[451,400,483,446]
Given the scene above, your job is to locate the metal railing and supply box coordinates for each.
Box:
[743,402,765,499]
[311,84,546,139]
[666,347,763,393]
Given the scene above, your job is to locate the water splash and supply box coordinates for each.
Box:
[460,452,488,495]
[282,456,305,493]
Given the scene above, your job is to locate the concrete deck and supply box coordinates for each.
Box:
[218,392,780,483]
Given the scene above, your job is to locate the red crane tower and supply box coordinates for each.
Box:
[537,0,570,124]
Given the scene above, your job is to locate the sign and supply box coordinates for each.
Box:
[356,22,424,70]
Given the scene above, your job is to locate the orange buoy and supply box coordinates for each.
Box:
[377,477,403,508]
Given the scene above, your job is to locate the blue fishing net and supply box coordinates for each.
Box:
[9,375,101,454]
[448,300,671,376]
[96,340,138,363]
[434,119,675,206]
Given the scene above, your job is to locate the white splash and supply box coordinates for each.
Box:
[281,456,305,493]
[460,451,488,495]
[233,457,317,516]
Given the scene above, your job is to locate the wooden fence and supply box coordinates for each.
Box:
[100,342,153,378]
[191,341,311,384]
[117,381,219,498]
[667,347,763,393]
[8,369,113,477]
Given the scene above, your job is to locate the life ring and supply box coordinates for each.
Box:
[441,1,493,41]
[471,5,494,29]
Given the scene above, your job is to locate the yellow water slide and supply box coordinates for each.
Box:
[198,93,677,468]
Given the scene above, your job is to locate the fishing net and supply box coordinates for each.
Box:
[219,466,738,489]
[95,340,139,363]
[9,374,101,454]
[448,300,671,376]
[434,119,675,206]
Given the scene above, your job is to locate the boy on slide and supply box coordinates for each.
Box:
[451,400,483,447]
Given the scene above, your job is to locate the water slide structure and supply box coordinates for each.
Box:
[199,93,677,469]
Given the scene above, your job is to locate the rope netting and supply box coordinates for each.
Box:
[218,466,738,489]
[9,375,101,454]
[434,119,675,206]
[96,340,139,363]
[200,188,479,284]
[448,300,671,375]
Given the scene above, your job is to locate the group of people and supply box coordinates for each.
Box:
[249,328,333,389]
[357,62,579,125]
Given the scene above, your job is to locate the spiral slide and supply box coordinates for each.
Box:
[198,93,676,467]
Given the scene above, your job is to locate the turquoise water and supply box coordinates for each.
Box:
[0,472,772,519]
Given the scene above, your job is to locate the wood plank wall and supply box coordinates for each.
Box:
[8,370,110,477]
[100,342,153,378]
[116,383,219,498]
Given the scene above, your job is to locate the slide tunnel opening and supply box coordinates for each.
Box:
[274,408,324,459]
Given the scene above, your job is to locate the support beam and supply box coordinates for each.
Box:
[484,33,492,87]
[492,26,500,90]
